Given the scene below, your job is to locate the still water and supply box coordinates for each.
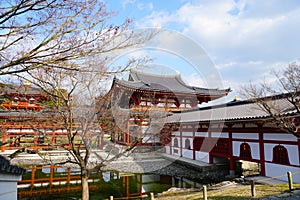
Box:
[18,165,202,200]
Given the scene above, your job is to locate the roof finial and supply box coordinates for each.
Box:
[233,95,239,101]
[24,80,30,86]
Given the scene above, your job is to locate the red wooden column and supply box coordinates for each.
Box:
[67,167,71,185]
[258,127,266,176]
[180,128,183,157]
[139,174,143,196]
[192,130,196,160]
[208,132,213,164]
[123,176,130,198]
[99,133,104,150]
[1,129,7,152]
[228,129,235,175]
[49,166,54,187]
[126,176,129,197]
[169,136,172,155]
[126,120,130,145]
[31,165,36,188]
[128,131,131,144]
[9,136,13,150]
[33,129,38,150]
[52,129,56,146]
[298,138,300,167]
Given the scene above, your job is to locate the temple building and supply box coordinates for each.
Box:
[105,68,230,145]
[0,82,103,152]
[0,81,47,112]
[105,67,300,182]
[110,68,230,111]
[163,95,300,183]
[1,67,299,183]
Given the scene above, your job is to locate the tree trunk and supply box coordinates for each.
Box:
[81,169,89,200]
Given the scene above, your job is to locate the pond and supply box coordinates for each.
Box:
[18,165,203,200]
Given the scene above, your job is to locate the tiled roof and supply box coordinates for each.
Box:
[0,155,26,175]
[114,69,230,96]
[166,97,296,123]
[1,85,43,95]
[0,110,51,118]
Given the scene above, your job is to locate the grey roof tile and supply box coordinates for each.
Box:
[0,155,26,175]
[114,69,230,96]
[167,97,296,123]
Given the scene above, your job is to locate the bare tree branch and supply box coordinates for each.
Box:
[240,62,300,138]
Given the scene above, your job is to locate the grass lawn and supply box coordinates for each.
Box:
[156,183,300,200]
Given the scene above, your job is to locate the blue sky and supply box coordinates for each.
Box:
[107,0,300,104]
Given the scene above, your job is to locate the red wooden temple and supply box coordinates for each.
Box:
[106,68,231,146]
[1,82,47,112]
[0,82,103,152]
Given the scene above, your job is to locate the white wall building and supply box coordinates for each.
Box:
[0,155,25,200]
[163,98,300,183]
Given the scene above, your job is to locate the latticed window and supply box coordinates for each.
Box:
[273,145,290,165]
[212,139,230,155]
[173,138,178,147]
[185,139,191,149]
[240,143,252,159]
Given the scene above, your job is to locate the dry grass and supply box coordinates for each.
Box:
[156,184,300,200]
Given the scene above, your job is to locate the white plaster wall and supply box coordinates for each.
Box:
[264,144,299,165]
[172,147,180,156]
[0,173,21,200]
[233,141,241,157]
[250,143,260,159]
[264,133,298,142]
[181,132,193,137]
[286,145,300,165]
[55,129,67,133]
[0,182,17,200]
[195,132,208,137]
[7,129,34,133]
[178,137,181,148]
[264,143,274,162]
[232,141,260,160]
[195,151,209,163]
[182,149,193,159]
[211,132,228,138]
[232,132,258,140]
[165,147,170,154]
[265,163,300,183]
[189,138,193,149]
[172,131,180,136]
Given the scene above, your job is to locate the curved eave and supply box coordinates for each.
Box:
[113,79,229,98]
[167,109,299,124]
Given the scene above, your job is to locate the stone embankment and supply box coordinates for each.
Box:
[4,149,228,183]
[91,151,228,183]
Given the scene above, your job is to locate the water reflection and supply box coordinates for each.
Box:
[18,165,202,199]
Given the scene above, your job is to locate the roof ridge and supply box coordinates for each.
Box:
[130,68,180,80]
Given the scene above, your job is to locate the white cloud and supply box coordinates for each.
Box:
[121,0,136,9]
[137,11,175,28]
[140,0,300,58]
[182,73,207,88]
[137,3,154,11]
[138,0,300,90]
